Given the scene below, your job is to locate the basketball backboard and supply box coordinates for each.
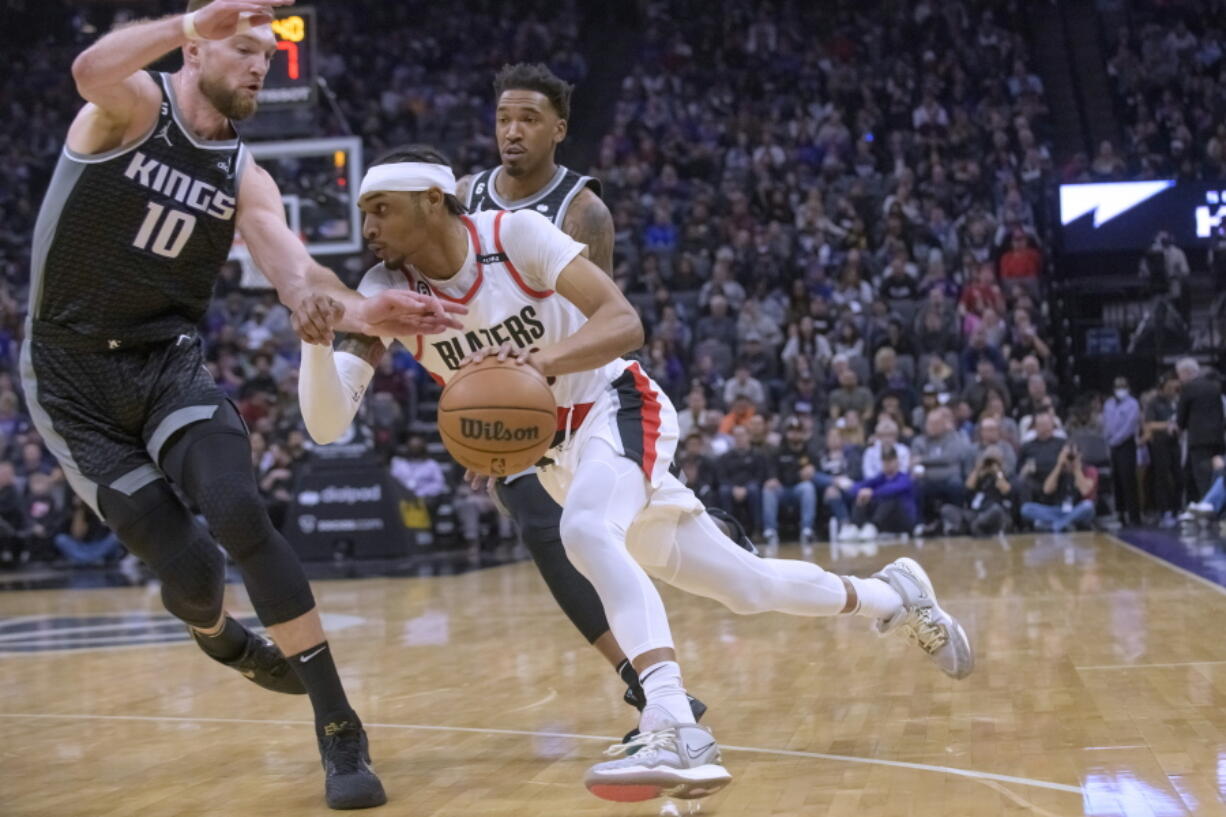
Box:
[230,136,363,287]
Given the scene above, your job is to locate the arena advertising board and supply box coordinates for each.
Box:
[1059,180,1226,253]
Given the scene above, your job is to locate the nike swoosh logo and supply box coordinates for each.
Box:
[299,645,328,663]
[686,741,716,760]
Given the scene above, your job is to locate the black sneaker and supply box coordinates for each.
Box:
[193,627,306,695]
[621,694,708,745]
[318,721,387,810]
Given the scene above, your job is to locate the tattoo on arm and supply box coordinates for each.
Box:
[563,190,615,276]
[336,333,387,368]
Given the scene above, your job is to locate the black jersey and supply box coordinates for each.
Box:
[464,164,600,226]
[28,71,246,349]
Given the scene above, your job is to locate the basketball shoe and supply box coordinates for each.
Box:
[318,719,387,809]
[873,557,974,679]
[586,709,731,802]
[622,690,707,744]
[192,623,305,695]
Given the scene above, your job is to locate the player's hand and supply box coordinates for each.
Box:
[356,289,466,337]
[191,0,295,40]
[464,469,490,493]
[292,294,344,345]
[459,342,543,374]
[856,487,873,505]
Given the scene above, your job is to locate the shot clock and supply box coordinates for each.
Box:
[258,6,317,108]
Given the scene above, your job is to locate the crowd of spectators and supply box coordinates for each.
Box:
[1101,0,1226,181]
[591,0,1079,543]
[0,0,1221,568]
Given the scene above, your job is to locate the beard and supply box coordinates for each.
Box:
[198,73,258,121]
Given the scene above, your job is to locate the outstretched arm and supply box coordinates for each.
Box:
[237,160,466,343]
[298,335,386,444]
[70,2,290,134]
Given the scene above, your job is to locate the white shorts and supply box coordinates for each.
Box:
[537,362,703,565]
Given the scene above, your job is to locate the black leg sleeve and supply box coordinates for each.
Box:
[496,474,610,644]
[160,412,316,627]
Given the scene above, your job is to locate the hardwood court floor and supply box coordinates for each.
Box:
[2,532,1225,817]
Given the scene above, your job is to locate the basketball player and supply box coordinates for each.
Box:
[453,63,711,727]
[28,2,463,808]
[299,148,975,802]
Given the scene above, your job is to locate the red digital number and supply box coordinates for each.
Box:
[276,41,300,80]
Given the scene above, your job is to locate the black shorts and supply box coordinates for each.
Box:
[20,334,240,517]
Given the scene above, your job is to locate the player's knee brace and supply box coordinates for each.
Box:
[194,464,315,625]
[99,481,225,629]
[191,472,277,562]
[162,424,316,626]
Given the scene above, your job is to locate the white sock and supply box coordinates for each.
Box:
[638,661,694,730]
[846,576,903,620]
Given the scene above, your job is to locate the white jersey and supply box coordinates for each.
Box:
[355,208,695,532]
[358,208,629,410]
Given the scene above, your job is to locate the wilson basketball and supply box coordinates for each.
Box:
[438,357,557,477]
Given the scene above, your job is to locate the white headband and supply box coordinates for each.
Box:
[358,162,457,199]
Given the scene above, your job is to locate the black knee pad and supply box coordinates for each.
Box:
[193,469,279,560]
[99,481,225,629]
[161,420,315,626]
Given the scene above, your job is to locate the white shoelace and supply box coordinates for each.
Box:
[603,729,677,758]
[905,608,949,655]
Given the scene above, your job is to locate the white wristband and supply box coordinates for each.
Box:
[182,11,203,41]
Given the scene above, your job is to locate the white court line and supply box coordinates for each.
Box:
[1077,660,1226,671]
[0,711,1084,796]
[0,631,192,649]
[0,639,196,658]
[0,620,188,642]
[502,687,558,714]
[0,614,55,630]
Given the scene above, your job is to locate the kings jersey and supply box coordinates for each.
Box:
[28,71,246,347]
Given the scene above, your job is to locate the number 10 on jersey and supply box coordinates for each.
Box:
[133,201,197,258]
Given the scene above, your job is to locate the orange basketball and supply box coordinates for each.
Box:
[437,357,558,477]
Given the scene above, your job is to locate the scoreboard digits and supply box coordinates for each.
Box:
[258,7,316,107]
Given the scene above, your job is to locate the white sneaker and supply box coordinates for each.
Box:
[800,528,814,547]
[763,529,780,548]
[584,717,732,802]
[873,557,974,680]
[1191,501,1215,515]
[858,523,879,541]
[837,524,861,542]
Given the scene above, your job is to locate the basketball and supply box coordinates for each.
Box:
[437,357,557,477]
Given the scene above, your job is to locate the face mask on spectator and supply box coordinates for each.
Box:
[1114,389,1128,400]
